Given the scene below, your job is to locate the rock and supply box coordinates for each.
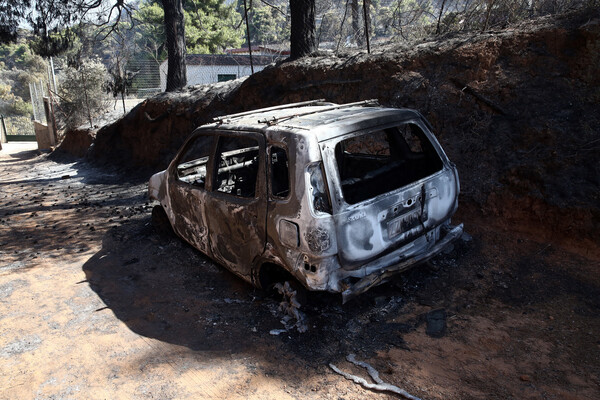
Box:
[426,308,447,338]
[461,232,473,242]
[269,329,287,336]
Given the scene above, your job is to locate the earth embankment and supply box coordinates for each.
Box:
[82,9,599,255]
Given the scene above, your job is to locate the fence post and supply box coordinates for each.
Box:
[0,115,7,145]
[46,83,58,144]
[29,83,38,122]
[49,57,58,94]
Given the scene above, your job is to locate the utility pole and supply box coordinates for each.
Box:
[363,0,371,53]
[243,0,254,74]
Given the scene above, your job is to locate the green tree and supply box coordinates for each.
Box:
[58,58,109,129]
[0,40,47,117]
[245,1,289,46]
[135,0,244,56]
[135,1,168,64]
[185,0,244,53]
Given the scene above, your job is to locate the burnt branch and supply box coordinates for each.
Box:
[451,78,507,116]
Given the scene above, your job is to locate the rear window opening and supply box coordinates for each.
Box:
[335,122,443,204]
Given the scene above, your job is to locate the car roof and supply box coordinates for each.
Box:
[207,100,422,142]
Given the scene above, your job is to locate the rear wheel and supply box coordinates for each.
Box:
[151,205,173,236]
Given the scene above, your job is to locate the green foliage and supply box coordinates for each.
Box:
[135,0,244,55]
[0,39,47,117]
[185,0,244,53]
[0,0,32,43]
[29,28,77,58]
[247,3,289,45]
[1,115,35,136]
[0,83,32,116]
[58,57,109,129]
[11,98,34,115]
[134,2,167,62]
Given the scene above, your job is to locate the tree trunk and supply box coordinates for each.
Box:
[362,0,371,52]
[162,0,187,91]
[290,0,316,59]
[351,0,362,46]
[482,0,495,32]
[436,0,447,35]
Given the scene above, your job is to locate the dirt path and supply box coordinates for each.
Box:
[1,147,599,399]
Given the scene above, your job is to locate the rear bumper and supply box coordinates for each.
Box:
[341,223,464,303]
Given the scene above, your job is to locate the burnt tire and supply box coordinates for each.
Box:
[152,205,173,236]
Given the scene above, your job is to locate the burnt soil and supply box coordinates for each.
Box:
[2,8,599,400]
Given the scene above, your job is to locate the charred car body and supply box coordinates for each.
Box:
[149,100,463,302]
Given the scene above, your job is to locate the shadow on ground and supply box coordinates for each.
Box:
[81,207,600,391]
[81,214,465,368]
[0,148,40,162]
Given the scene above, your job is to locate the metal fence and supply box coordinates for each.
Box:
[126,59,162,98]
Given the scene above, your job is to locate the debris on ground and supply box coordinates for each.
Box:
[425,308,447,338]
[275,281,308,333]
[329,354,422,400]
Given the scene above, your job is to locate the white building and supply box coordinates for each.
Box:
[159,54,281,91]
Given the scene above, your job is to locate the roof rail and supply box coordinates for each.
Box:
[213,99,327,122]
[257,99,380,125]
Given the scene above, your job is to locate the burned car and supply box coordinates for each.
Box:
[149,99,463,302]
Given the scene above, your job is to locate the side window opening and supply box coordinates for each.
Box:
[307,163,332,214]
[176,135,214,188]
[335,122,443,204]
[215,136,259,198]
[270,146,290,198]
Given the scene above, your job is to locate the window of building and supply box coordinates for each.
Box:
[217,74,237,82]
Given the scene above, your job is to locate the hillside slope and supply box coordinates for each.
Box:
[84,9,599,253]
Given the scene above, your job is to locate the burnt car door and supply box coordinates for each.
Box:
[204,131,267,279]
[167,132,215,255]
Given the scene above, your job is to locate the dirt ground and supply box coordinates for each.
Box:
[1,143,599,400]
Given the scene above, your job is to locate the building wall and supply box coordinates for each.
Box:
[159,63,266,91]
